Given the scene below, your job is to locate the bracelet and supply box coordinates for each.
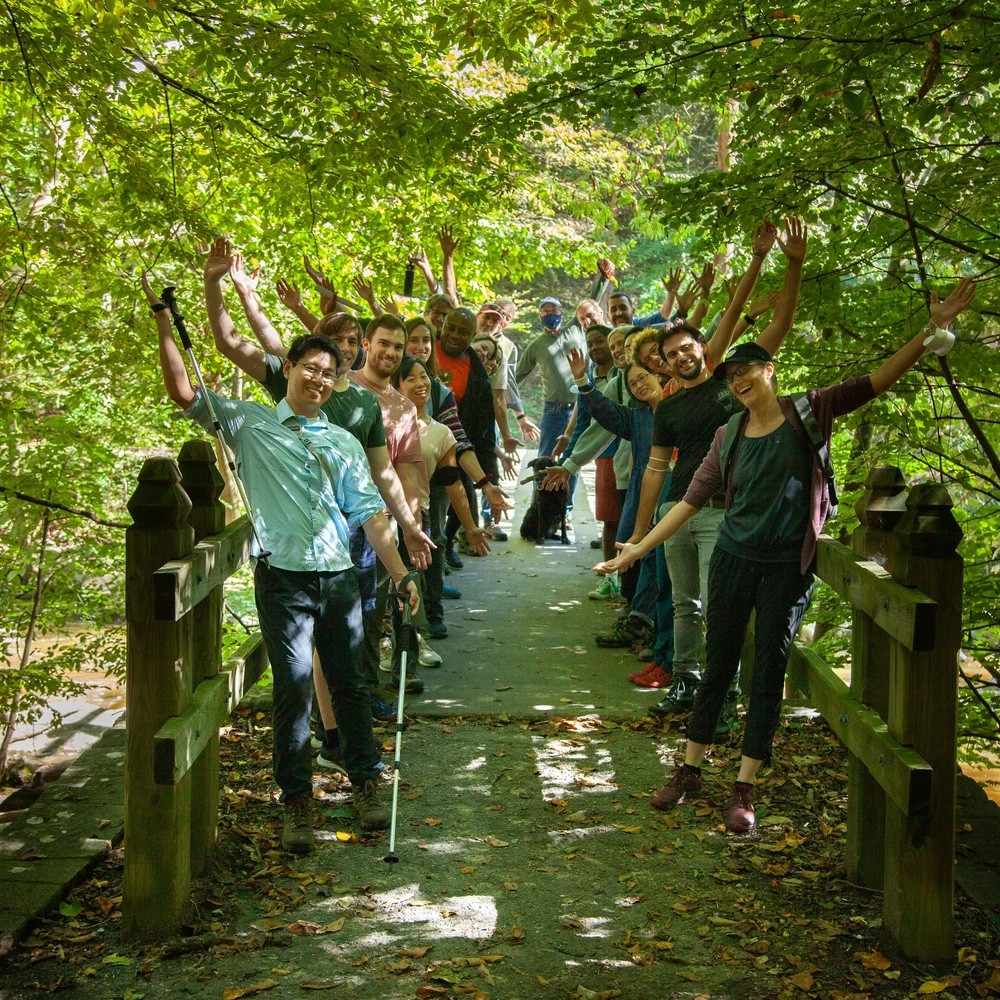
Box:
[752,251,766,260]
[743,313,756,326]
[151,302,169,313]
[473,475,492,489]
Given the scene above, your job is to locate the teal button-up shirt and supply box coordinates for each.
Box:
[184,391,385,572]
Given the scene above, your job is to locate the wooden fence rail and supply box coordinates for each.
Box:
[786,466,963,961]
[123,442,268,941]
[122,450,964,955]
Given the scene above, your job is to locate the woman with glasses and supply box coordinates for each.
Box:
[595,278,977,835]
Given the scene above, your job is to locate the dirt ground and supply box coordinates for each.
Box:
[2,709,998,1000]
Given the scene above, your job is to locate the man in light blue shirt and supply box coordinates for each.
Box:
[155,316,419,853]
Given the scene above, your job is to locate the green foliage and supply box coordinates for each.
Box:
[1,0,997,759]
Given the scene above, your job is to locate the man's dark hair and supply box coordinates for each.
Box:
[657,320,706,358]
[314,312,362,342]
[287,334,343,369]
[443,307,477,332]
[608,291,634,304]
[586,324,613,338]
[366,313,406,339]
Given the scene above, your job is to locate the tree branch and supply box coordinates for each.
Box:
[0,486,128,529]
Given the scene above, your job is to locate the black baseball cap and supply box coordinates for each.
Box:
[714,342,772,380]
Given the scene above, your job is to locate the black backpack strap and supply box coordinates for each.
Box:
[791,392,838,512]
[719,411,747,495]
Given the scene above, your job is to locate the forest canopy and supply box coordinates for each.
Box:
[1,0,998,760]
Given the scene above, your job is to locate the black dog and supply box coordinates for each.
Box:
[519,456,570,545]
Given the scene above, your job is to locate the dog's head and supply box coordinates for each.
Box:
[519,455,564,487]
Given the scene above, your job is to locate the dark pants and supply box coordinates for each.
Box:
[446,447,498,543]
[425,484,448,626]
[254,563,381,798]
[687,548,815,763]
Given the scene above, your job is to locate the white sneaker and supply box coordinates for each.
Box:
[418,635,442,668]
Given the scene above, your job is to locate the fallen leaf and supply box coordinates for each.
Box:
[918,976,962,993]
[787,970,814,990]
[859,950,891,971]
[459,866,477,874]
[424,818,443,827]
[384,957,411,972]
[300,984,338,991]
[503,882,518,890]
[335,830,359,843]
[221,980,279,1000]
[325,918,346,933]
[483,836,510,847]
[398,946,432,958]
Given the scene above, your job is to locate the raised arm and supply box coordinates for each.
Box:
[145,273,196,409]
[202,239,268,383]
[704,220,778,367]
[352,275,384,318]
[438,225,459,304]
[754,217,806,359]
[410,249,442,296]
[229,253,285,365]
[275,278,320,332]
[870,278,976,395]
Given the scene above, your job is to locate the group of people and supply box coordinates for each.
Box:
[148,222,976,847]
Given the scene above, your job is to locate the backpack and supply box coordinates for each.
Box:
[719,392,839,517]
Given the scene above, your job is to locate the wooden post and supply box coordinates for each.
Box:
[883,483,962,960]
[178,440,226,877]
[846,466,907,889]
[123,458,195,940]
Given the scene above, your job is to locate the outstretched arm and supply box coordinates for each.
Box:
[755,217,807,359]
[361,513,421,615]
[870,278,977,395]
[274,278,319,334]
[595,501,699,575]
[145,273,196,409]
[704,220,778,366]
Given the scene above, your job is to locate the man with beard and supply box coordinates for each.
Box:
[628,219,807,726]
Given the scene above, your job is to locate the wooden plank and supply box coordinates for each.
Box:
[786,644,931,817]
[224,633,270,713]
[152,517,252,621]
[814,536,936,651]
[153,675,229,786]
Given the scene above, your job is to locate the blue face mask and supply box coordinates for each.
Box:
[540,312,562,332]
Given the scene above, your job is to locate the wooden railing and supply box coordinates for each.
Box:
[786,466,963,962]
[123,441,268,941]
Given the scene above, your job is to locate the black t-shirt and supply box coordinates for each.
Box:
[652,378,743,501]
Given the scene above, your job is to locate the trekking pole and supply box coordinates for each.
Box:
[384,571,420,864]
[161,285,271,565]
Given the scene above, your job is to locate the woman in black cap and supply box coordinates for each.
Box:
[595,278,977,834]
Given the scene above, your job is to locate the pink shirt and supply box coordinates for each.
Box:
[346,370,425,469]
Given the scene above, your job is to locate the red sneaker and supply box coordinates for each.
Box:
[628,662,660,683]
[634,665,672,688]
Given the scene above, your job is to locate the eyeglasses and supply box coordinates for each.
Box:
[724,362,763,384]
[627,372,656,391]
[295,362,337,385]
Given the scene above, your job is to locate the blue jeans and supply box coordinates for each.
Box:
[254,563,381,798]
[687,548,815,761]
[538,401,577,512]
[660,502,725,682]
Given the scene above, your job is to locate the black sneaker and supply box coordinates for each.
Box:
[282,795,314,853]
[649,676,699,718]
[387,674,424,695]
[369,693,396,723]
[445,544,464,569]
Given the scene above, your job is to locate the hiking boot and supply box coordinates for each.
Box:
[650,765,703,811]
[714,696,739,739]
[634,665,672,689]
[649,676,698,718]
[588,576,621,601]
[282,795,314,853]
[316,731,347,774]
[595,616,652,649]
[725,781,756,834]
[354,778,390,830]
[445,543,464,569]
[418,635,442,667]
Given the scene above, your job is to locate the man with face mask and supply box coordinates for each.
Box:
[515,297,588,495]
